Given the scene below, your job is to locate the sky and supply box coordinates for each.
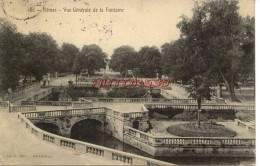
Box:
[0,0,255,57]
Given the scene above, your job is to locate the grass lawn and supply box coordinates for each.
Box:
[167,122,236,137]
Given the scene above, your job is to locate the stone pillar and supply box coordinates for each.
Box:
[60,127,71,137]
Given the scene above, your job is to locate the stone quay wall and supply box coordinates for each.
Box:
[123,126,255,157]
[17,112,173,166]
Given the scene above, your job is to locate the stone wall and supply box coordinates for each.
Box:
[123,126,255,157]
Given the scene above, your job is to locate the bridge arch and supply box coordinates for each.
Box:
[34,122,61,135]
[70,119,105,141]
[72,117,104,127]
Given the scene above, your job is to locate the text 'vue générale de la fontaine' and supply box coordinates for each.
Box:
[40,7,124,13]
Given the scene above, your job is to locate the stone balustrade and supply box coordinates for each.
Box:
[235,119,255,132]
[21,100,93,108]
[72,102,93,108]
[124,126,255,147]
[21,106,147,123]
[105,108,125,121]
[83,97,225,104]
[1,82,41,101]
[9,105,37,112]
[17,113,173,165]
[78,98,93,103]
[26,88,53,101]
[22,101,73,106]
[22,107,107,119]
[145,104,255,111]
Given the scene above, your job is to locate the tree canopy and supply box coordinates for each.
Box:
[109,46,137,77]
[0,18,24,91]
[59,43,79,73]
[137,46,161,78]
[161,0,255,101]
[80,44,107,75]
[0,18,108,93]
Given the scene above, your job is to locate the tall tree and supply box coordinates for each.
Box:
[174,0,252,101]
[161,39,195,83]
[81,44,107,75]
[22,32,59,81]
[72,55,84,84]
[0,18,24,92]
[59,43,79,73]
[239,16,255,81]
[109,46,137,77]
[137,46,161,78]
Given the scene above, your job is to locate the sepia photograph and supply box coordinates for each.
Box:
[0,0,256,165]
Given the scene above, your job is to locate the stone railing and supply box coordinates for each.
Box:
[22,101,73,106]
[145,104,255,111]
[22,107,107,119]
[21,100,93,108]
[78,97,93,102]
[9,104,37,112]
[105,108,125,121]
[235,119,255,133]
[26,88,52,101]
[17,113,173,165]
[124,126,255,147]
[124,111,148,119]
[120,105,149,119]
[83,97,225,104]
[21,106,147,123]
[1,82,41,101]
[72,102,93,108]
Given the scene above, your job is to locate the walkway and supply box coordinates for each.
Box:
[93,102,144,113]
[49,74,76,86]
[163,84,189,99]
[0,109,123,165]
[0,74,126,165]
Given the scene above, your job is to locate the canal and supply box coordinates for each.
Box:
[69,120,255,165]
[36,121,255,165]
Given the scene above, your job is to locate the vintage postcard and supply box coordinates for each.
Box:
[0,0,255,165]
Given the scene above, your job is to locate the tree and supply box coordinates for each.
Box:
[188,76,211,126]
[22,32,59,81]
[0,18,24,92]
[161,39,195,83]
[172,0,253,101]
[239,16,255,82]
[59,43,79,73]
[109,46,137,77]
[80,44,107,75]
[137,46,161,78]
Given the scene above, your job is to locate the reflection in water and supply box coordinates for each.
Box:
[38,121,255,165]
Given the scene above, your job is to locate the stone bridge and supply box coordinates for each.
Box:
[27,108,106,137]
[22,106,150,140]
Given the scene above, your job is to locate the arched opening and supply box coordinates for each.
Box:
[35,122,61,135]
[70,119,152,156]
[71,119,105,145]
